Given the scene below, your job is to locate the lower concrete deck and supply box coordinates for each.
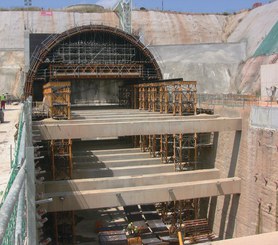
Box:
[40,146,240,212]
[42,176,240,212]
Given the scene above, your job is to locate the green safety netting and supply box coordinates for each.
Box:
[0,105,26,245]
[254,20,278,57]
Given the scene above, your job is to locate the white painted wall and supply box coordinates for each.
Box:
[261,63,278,99]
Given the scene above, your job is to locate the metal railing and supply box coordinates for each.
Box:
[197,93,260,108]
[0,98,36,245]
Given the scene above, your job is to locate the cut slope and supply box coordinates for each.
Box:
[228,1,278,57]
[132,11,227,45]
[150,42,246,93]
[254,20,278,56]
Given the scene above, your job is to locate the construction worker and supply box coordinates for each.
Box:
[1,93,6,109]
[133,226,140,236]
[127,222,135,235]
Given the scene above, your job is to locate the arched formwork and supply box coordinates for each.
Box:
[24,25,162,101]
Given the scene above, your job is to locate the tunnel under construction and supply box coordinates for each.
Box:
[25,24,241,245]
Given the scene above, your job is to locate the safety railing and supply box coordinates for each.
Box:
[197,93,260,108]
[0,98,36,245]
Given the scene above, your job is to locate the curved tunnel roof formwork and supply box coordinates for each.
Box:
[24,25,162,98]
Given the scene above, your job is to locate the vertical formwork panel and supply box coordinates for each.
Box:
[43,81,71,120]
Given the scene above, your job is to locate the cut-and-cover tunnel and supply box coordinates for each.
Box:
[28,24,241,245]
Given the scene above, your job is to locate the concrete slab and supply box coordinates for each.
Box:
[72,164,174,178]
[52,111,220,123]
[82,147,142,155]
[33,113,242,140]
[95,152,152,161]
[73,158,161,169]
[41,177,241,212]
[42,169,220,193]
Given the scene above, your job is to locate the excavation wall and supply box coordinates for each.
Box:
[209,105,278,238]
[150,42,246,93]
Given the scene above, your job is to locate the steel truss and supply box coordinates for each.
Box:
[50,64,144,79]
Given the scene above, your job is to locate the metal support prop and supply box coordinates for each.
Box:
[72,211,75,244]
[69,139,73,179]
[178,231,183,245]
[54,212,58,244]
[51,140,55,180]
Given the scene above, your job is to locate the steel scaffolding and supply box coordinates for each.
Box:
[119,80,197,116]
[50,139,73,180]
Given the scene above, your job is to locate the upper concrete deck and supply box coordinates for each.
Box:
[33,109,242,140]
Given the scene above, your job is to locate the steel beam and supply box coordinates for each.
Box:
[40,177,241,212]
[33,117,242,140]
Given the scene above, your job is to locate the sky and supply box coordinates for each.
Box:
[0,0,272,13]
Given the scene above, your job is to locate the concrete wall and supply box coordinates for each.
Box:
[0,11,119,50]
[209,106,278,239]
[71,80,123,104]
[261,63,278,99]
[251,106,278,130]
[150,42,246,93]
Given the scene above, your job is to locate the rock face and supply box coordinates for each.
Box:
[0,51,24,97]
[234,54,278,95]
[0,1,277,96]
[132,11,227,45]
[149,42,246,93]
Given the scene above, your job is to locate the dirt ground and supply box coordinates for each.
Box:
[0,103,21,203]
